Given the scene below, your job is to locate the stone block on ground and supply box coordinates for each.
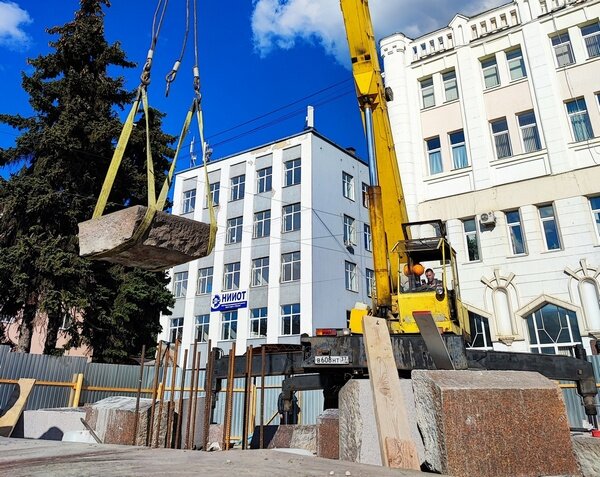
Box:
[316,408,339,459]
[339,379,425,466]
[178,397,205,449]
[78,205,212,270]
[572,435,600,477]
[268,424,316,454]
[13,407,86,440]
[412,370,580,477]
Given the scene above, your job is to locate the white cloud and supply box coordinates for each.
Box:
[0,1,32,50]
[251,0,509,65]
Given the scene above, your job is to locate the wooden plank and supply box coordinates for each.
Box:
[362,316,420,470]
[0,378,36,437]
[412,311,455,370]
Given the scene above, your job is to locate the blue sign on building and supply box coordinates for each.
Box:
[211,290,248,312]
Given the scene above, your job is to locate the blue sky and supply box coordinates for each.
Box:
[0,0,506,178]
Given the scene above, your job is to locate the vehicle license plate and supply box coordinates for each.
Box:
[314,355,349,365]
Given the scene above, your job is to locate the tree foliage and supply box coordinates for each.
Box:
[0,0,174,362]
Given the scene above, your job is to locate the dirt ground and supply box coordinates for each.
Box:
[0,437,444,476]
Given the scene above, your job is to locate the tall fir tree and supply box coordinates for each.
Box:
[0,0,174,361]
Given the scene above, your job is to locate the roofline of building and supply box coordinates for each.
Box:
[175,127,367,176]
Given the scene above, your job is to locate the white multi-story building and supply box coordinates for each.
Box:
[159,128,373,361]
[381,0,600,354]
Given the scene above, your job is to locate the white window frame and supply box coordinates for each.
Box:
[284,158,301,186]
[506,47,526,81]
[342,171,355,201]
[250,307,268,338]
[426,136,443,175]
[552,32,575,67]
[182,189,196,214]
[223,262,241,290]
[282,203,301,232]
[566,98,594,142]
[491,118,512,159]
[253,209,271,238]
[221,310,238,341]
[442,70,458,102]
[173,271,188,298]
[169,317,184,343]
[196,267,213,295]
[481,57,500,89]
[281,303,300,336]
[256,166,272,193]
[420,77,435,108]
[517,111,542,152]
[538,204,562,251]
[343,215,356,246]
[526,304,581,354]
[505,209,527,255]
[226,216,243,244]
[251,257,269,287]
[467,312,493,350]
[230,174,245,201]
[589,196,600,239]
[281,251,300,283]
[361,182,369,208]
[206,181,220,207]
[581,22,600,59]
[450,130,468,169]
[462,218,481,262]
[365,268,375,298]
[363,223,372,252]
[345,261,358,292]
[195,314,210,343]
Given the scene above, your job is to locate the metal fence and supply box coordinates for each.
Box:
[0,344,598,437]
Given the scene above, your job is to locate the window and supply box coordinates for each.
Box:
[221,310,237,340]
[173,271,188,298]
[426,137,442,175]
[481,57,500,88]
[282,203,301,232]
[253,210,271,238]
[256,167,272,193]
[230,174,245,201]
[281,251,300,282]
[450,130,468,169]
[362,182,369,208]
[343,215,356,246]
[552,32,574,67]
[345,261,358,292]
[206,181,220,207]
[589,196,600,237]
[581,22,600,59]
[250,307,267,338]
[363,223,372,252]
[517,111,542,152]
[281,303,300,335]
[506,210,526,255]
[195,314,210,343]
[463,218,480,261]
[526,304,581,354]
[223,262,241,290]
[491,118,512,159]
[169,317,184,343]
[226,216,243,244]
[506,47,526,80]
[197,267,213,295]
[182,189,196,214]
[342,172,355,200]
[467,312,493,349]
[443,70,458,102]
[284,158,301,186]
[251,257,269,287]
[538,204,561,250]
[365,268,375,298]
[566,98,594,142]
[420,77,435,108]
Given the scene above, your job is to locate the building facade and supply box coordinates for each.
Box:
[159,130,373,361]
[381,0,600,354]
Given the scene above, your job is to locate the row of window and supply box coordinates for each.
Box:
[181,158,301,214]
[425,130,468,175]
[551,22,600,68]
[168,303,301,342]
[461,197,600,261]
[342,171,370,208]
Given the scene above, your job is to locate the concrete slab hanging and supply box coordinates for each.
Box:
[78,205,211,271]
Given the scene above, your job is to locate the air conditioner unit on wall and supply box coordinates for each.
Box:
[480,211,496,225]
